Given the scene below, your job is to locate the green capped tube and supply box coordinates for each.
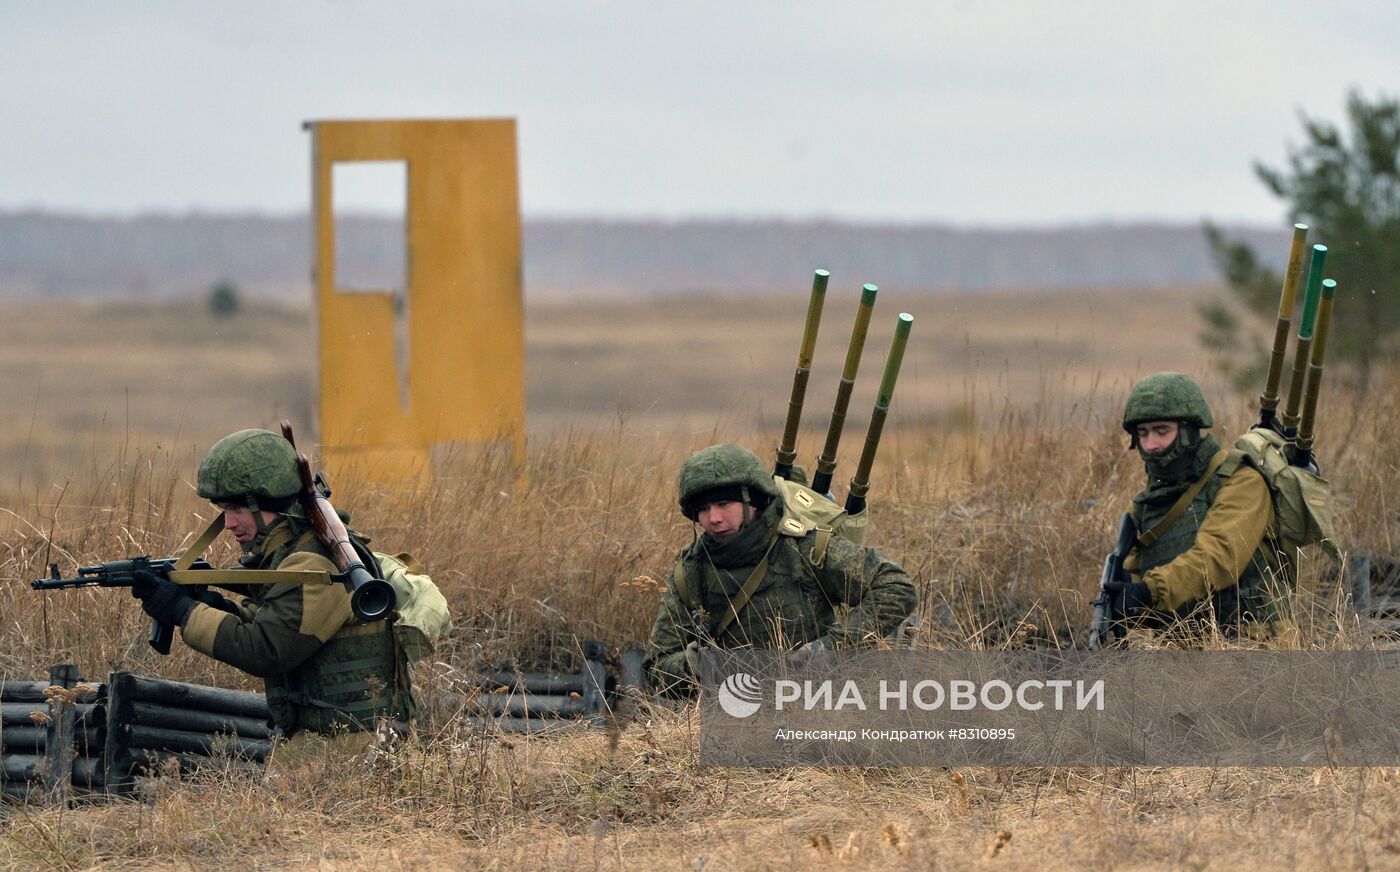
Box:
[775,270,830,480]
[1295,278,1338,464]
[1281,244,1327,438]
[811,284,878,496]
[1258,224,1309,431]
[845,313,913,516]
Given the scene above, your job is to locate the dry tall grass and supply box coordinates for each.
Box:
[1,290,1396,869]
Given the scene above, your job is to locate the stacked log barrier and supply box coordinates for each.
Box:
[104,672,274,795]
[1,665,106,802]
[469,640,619,733]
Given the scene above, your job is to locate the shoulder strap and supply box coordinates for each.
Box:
[1136,449,1228,548]
[671,553,698,610]
[811,526,835,567]
[711,544,776,639]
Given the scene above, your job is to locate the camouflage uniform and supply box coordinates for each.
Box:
[1120,374,1286,629]
[178,429,412,736]
[648,443,916,692]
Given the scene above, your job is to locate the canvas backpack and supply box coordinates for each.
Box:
[1223,428,1339,560]
[771,475,868,560]
[373,551,453,661]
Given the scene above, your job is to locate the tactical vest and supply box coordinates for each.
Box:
[255,524,413,735]
[673,532,834,650]
[1129,454,1289,627]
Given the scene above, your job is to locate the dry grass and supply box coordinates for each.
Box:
[0,290,1396,869]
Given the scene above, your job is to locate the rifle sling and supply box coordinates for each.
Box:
[173,514,226,570]
[166,568,335,586]
[709,538,779,639]
[1136,449,1228,549]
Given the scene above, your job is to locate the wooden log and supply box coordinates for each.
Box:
[2,702,100,726]
[0,681,49,703]
[116,673,269,719]
[0,726,47,750]
[478,673,590,695]
[474,693,589,719]
[45,663,78,800]
[582,656,611,716]
[2,703,49,726]
[127,701,271,740]
[128,749,267,777]
[0,680,100,704]
[1,754,40,780]
[620,648,648,694]
[103,672,133,796]
[121,724,271,761]
[71,756,103,789]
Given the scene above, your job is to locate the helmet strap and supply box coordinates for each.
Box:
[247,495,269,534]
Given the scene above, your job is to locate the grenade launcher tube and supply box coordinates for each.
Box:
[1259,224,1310,431]
[775,269,830,479]
[845,313,913,516]
[1280,244,1327,438]
[811,284,879,496]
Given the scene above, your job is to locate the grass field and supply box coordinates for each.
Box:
[1,286,1396,869]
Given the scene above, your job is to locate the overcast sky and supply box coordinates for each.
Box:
[3,2,1395,226]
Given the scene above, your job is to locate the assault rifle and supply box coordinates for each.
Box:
[33,555,215,655]
[1087,512,1137,650]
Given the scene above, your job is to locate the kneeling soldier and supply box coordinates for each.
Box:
[648,443,917,692]
[1105,373,1287,635]
[130,429,413,739]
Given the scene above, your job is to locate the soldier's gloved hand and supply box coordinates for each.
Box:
[1104,580,1153,623]
[683,641,706,678]
[790,637,837,674]
[189,588,239,615]
[130,571,196,626]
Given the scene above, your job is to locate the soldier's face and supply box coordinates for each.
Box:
[1135,420,1179,455]
[216,503,279,545]
[696,500,750,537]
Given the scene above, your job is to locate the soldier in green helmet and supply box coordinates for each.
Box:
[647,443,917,693]
[129,429,412,740]
[1103,373,1288,635]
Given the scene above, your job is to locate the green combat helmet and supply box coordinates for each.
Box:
[678,443,780,520]
[1122,372,1214,433]
[197,428,301,509]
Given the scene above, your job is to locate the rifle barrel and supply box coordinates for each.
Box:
[775,270,830,479]
[845,313,913,515]
[811,284,878,495]
[1280,244,1327,437]
[1259,224,1309,429]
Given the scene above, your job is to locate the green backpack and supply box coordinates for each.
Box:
[1223,429,1339,560]
[772,475,868,558]
[374,551,453,662]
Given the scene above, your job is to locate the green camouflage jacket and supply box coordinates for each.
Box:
[648,499,916,692]
[180,516,411,734]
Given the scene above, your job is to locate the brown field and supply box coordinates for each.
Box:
[1,286,1396,869]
